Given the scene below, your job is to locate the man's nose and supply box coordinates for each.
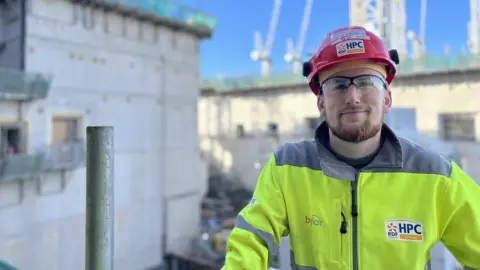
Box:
[344,85,361,104]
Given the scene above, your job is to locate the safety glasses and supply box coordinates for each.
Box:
[321,74,387,95]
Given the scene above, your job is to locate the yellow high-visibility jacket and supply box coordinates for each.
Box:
[222,123,480,270]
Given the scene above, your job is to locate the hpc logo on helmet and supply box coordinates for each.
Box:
[336,40,365,57]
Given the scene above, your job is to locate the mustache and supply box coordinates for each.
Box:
[339,106,370,114]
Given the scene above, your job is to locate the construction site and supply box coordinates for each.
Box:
[0,0,478,269]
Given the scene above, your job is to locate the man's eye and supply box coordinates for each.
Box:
[333,84,348,90]
[357,82,373,87]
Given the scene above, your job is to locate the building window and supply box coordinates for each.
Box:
[236,124,245,138]
[439,113,476,141]
[52,117,81,144]
[0,124,24,154]
[267,122,278,137]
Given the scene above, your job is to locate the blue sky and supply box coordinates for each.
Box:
[177,0,470,78]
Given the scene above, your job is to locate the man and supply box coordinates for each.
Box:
[221,26,480,270]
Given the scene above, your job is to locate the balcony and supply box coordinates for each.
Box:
[42,140,86,171]
[0,141,85,182]
[70,0,217,38]
[0,68,52,100]
[0,153,44,182]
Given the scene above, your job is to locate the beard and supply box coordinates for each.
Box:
[325,112,383,143]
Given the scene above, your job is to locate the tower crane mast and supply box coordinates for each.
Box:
[284,0,314,74]
[419,0,427,49]
[250,0,282,76]
[469,0,480,54]
[407,0,427,59]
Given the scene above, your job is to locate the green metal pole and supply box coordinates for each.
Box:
[85,126,114,270]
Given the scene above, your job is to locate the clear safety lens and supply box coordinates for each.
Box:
[321,75,387,94]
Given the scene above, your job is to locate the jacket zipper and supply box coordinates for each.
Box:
[351,174,359,270]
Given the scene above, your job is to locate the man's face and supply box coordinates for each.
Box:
[317,68,392,143]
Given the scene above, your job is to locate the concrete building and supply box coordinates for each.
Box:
[0,0,215,269]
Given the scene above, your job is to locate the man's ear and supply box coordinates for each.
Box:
[317,95,326,116]
[384,88,392,112]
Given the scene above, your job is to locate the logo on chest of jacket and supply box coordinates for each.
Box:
[385,219,424,242]
[305,215,323,227]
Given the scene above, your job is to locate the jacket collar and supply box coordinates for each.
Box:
[314,121,403,169]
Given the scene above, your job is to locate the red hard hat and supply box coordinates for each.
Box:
[303,26,399,95]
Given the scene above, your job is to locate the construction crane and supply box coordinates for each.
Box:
[284,0,313,74]
[350,0,408,60]
[250,0,282,77]
[407,0,427,59]
[468,0,480,54]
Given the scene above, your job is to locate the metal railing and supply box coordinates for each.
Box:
[398,54,480,73]
[43,140,86,170]
[0,67,52,100]
[0,153,44,182]
[201,54,480,91]
[0,141,86,181]
[106,0,217,31]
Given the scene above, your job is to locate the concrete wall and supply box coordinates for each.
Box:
[0,0,208,269]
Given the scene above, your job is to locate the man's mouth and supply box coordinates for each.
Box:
[341,110,367,115]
